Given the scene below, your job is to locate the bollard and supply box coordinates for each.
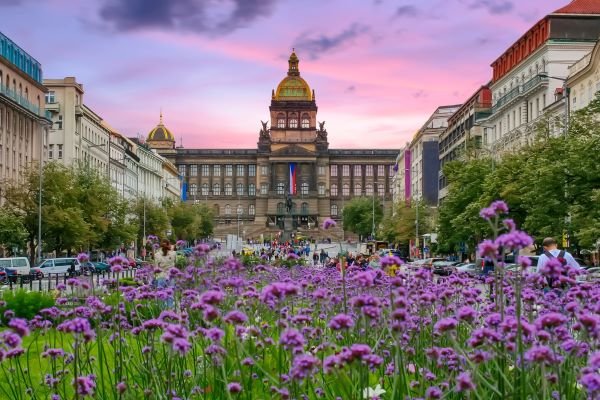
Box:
[19,275,23,289]
[29,276,33,291]
[38,276,42,291]
[9,279,12,290]
[55,274,59,286]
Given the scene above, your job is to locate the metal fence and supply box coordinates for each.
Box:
[2,269,137,292]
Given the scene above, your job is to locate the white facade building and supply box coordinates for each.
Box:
[136,142,166,202]
[568,39,600,111]
[484,2,600,153]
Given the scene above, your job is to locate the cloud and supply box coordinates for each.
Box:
[467,0,513,15]
[345,85,356,93]
[293,23,370,60]
[394,5,419,18]
[412,90,427,99]
[97,0,278,35]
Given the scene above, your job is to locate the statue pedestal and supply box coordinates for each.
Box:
[282,216,294,242]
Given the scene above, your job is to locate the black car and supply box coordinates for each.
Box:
[432,261,456,276]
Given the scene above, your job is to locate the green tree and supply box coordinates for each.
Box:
[133,197,170,250]
[169,202,214,241]
[0,209,27,256]
[342,197,383,239]
[380,200,432,245]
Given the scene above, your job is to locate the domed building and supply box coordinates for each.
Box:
[147,51,398,242]
[146,112,176,151]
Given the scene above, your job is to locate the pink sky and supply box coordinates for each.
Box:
[1,0,568,149]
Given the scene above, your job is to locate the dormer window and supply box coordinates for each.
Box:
[277,113,285,128]
[289,113,298,128]
[301,113,309,128]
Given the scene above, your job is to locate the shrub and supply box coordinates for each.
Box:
[0,289,55,321]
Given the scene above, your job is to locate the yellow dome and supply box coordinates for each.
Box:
[147,112,175,142]
[274,51,313,101]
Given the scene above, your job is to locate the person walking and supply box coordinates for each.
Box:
[154,239,177,289]
[312,251,319,266]
[536,237,580,288]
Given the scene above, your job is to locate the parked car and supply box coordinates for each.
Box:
[91,262,110,273]
[0,257,31,276]
[456,263,481,277]
[432,261,456,276]
[411,258,446,269]
[35,258,81,277]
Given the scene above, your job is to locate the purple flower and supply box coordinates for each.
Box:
[425,386,443,399]
[456,306,477,322]
[381,255,403,267]
[535,313,567,330]
[322,218,337,230]
[290,354,319,381]
[477,240,498,258]
[74,375,96,396]
[580,373,600,394]
[227,382,243,394]
[353,270,377,287]
[456,372,475,392]
[280,329,305,350]
[224,311,248,325]
[495,230,533,251]
[116,382,127,394]
[328,314,354,330]
[434,318,458,333]
[76,253,90,263]
[479,200,509,220]
[8,318,30,337]
[524,345,557,365]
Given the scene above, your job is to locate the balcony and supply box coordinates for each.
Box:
[75,104,83,116]
[491,75,548,115]
[0,84,42,116]
[46,102,60,113]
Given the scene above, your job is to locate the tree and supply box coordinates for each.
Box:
[342,197,383,239]
[0,209,27,256]
[380,200,432,245]
[132,198,170,250]
[169,202,214,241]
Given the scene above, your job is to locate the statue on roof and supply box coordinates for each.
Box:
[317,121,327,140]
[259,120,270,139]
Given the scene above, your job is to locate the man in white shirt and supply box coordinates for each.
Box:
[536,237,580,273]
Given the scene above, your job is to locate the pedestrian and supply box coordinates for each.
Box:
[154,239,177,307]
[312,251,319,266]
[536,237,580,288]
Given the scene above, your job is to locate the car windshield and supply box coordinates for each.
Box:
[0,260,11,268]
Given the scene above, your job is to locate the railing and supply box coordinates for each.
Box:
[522,74,547,94]
[491,75,548,115]
[0,84,42,116]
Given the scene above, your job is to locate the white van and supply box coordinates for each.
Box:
[36,258,81,276]
[0,257,31,275]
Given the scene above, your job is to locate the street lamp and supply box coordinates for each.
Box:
[537,73,569,136]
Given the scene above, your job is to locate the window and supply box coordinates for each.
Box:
[225,183,232,196]
[331,184,338,196]
[330,165,338,177]
[317,165,325,175]
[301,114,310,128]
[277,113,285,128]
[318,183,325,195]
[377,165,385,177]
[56,115,63,130]
[301,182,309,195]
[48,144,53,159]
[354,183,362,196]
[190,184,197,196]
[289,113,298,128]
[58,144,63,159]
[178,165,186,176]
[213,165,221,176]
[236,183,244,196]
[331,204,338,216]
[248,183,256,196]
[236,165,244,176]
[213,183,220,195]
[354,165,362,176]
[248,165,256,177]
[301,202,308,214]
[225,165,233,176]
[377,184,385,197]
[201,183,209,196]
[260,183,268,195]
[276,182,285,195]
[366,184,373,195]
[190,165,198,176]
[261,165,269,176]
[202,165,209,176]
[249,204,255,216]
[366,165,373,176]
[342,184,350,196]
[225,205,231,215]
[342,165,350,177]
[237,205,243,215]
[389,165,395,178]
[277,202,285,214]
[45,91,55,104]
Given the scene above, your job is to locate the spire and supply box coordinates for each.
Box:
[159,108,163,124]
[288,50,300,77]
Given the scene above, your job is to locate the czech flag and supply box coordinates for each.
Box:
[289,163,297,195]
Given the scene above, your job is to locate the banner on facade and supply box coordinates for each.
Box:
[181,181,188,201]
[289,163,297,195]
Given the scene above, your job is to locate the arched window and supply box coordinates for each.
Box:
[301,113,310,128]
[342,184,349,197]
[276,182,285,195]
[301,202,308,214]
[248,183,256,196]
[237,205,243,215]
[225,183,232,196]
[331,204,338,216]
[289,113,298,128]
[277,113,285,128]
[331,184,338,196]
[201,183,209,196]
[249,204,255,215]
[236,183,244,196]
[301,182,309,195]
[354,183,362,196]
[366,184,373,196]
[190,183,197,196]
[277,202,285,214]
[225,204,231,215]
[213,183,220,195]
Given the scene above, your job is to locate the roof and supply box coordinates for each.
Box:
[274,51,312,101]
[553,0,600,14]
[147,112,175,142]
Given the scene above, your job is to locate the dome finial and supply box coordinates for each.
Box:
[288,50,300,76]
[159,108,163,124]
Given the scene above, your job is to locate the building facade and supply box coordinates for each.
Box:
[409,105,460,206]
[43,77,110,173]
[148,52,398,240]
[568,39,600,111]
[484,0,600,153]
[438,86,491,202]
[0,31,50,199]
[392,144,411,208]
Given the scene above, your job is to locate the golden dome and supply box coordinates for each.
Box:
[274,51,313,101]
[147,112,175,142]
